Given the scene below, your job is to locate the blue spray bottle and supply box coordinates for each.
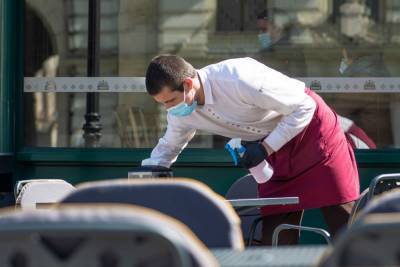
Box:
[225,138,274,183]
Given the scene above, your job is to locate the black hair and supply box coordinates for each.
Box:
[145,55,197,96]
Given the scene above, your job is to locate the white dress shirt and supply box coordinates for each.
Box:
[142,57,316,167]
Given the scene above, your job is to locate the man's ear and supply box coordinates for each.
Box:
[183,77,193,91]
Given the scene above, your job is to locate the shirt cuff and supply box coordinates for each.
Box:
[141,158,171,168]
[263,130,288,152]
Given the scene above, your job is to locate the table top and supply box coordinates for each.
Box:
[227,197,299,214]
[212,245,328,267]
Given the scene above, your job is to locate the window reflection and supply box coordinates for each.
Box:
[24,0,400,149]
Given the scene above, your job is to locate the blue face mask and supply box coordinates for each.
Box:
[258,33,272,50]
[167,90,197,117]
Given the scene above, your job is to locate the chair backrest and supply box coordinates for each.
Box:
[348,173,400,226]
[320,213,400,267]
[368,173,400,201]
[225,174,262,244]
[347,188,370,226]
[14,179,67,199]
[225,174,258,200]
[15,180,76,209]
[0,204,218,267]
[61,178,244,249]
[357,188,400,218]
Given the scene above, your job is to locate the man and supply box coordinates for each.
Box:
[255,9,308,77]
[256,10,282,51]
[142,55,360,245]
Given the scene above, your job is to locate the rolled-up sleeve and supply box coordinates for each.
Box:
[141,115,196,167]
[235,58,316,152]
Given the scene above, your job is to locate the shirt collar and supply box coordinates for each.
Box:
[197,68,214,105]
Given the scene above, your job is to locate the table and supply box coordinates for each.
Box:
[227,197,299,214]
[212,245,328,267]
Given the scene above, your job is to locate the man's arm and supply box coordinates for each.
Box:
[235,58,316,153]
[261,142,274,156]
[142,116,196,167]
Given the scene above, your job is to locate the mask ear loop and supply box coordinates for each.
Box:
[183,88,187,104]
[177,82,188,104]
[184,84,197,106]
[181,80,196,105]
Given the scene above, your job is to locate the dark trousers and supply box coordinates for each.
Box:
[261,201,355,246]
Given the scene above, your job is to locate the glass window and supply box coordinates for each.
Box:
[24,0,400,149]
[216,0,265,31]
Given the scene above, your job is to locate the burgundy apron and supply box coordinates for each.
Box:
[258,88,360,216]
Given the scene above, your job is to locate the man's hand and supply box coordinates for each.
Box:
[238,142,268,169]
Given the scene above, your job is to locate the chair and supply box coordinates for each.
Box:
[61,178,244,249]
[347,188,370,226]
[346,174,400,225]
[225,174,263,246]
[0,204,218,267]
[274,173,400,245]
[14,179,70,199]
[319,213,400,267]
[356,188,400,219]
[367,173,400,201]
[15,179,75,209]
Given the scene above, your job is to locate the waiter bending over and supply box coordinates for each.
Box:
[142,55,360,245]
